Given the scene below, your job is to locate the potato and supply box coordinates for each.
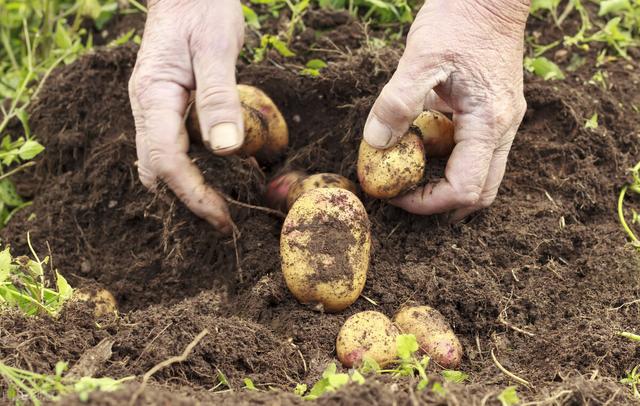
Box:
[336,311,399,368]
[185,94,268,156]
[238,103,268,156]
[413,110,455,157]
[286,173,357,210]
[238,84,289,159]
[75,288,118,318]
[265,171,307,212]
[394,306,463,368]
[357,131,425,199]
[280,188,371,312]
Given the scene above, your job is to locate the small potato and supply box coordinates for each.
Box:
[238,84,289,159]
[280,188,371,312]
[75,288,118,318]
[286,173,357,210]
[394,306,463,368]
[185,95,268,156]
[357,131,425,199]
[265,171,307,212]
[412,110,455,157]
[336,311,399,368]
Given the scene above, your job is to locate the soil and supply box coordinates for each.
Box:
[1,6,640,405]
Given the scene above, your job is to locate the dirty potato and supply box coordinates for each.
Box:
[394,305,463,368]
[280,188,371,312]
[357,131,425,199]
[286,173,357,210]
[336,311,399,367]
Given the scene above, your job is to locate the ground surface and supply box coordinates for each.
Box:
[1,7,640,405]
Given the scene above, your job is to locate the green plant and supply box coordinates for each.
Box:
[0,234,72,316]
[618,161,640,251]
[298,362,364,400]
[0,360,133,405]
[621,365,640,398]
[497,385,520,406]
[301,59,328,77]
[524,56,566,80]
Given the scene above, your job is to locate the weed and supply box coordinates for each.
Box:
[584,112,598,129]
[0,360,133,405]
[621,365,640,398]
[0,233,72,316]
[617,161,640,251]
[301,59,328,77]
[497,385,520,406]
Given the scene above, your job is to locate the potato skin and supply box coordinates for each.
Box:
[75,288,118,318]
[238,103,268,156]
[280,188,371,313]
[357,131,426,199]
[238,84,289,159]
[336,311,399,368]
[286,173,357,210]
[266,171,307,212]
[394,306,463,368]
[412,110,455,157]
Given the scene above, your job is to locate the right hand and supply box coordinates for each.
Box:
[129,0,246,234]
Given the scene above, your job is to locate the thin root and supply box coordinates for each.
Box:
[491,349,532,389]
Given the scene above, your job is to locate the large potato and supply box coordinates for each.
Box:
[238,84,289,159]
[412,110,455,157]
[357,131,425,199]
[74,288,118,318]
[336,311,399,368]
[394,305,463,368]
[286,173,357,210]
[280,188,371,312]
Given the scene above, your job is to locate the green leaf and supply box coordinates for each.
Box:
[17,139,44,160]
[322,362,338,378]
[524,57,566,80]
[0,247,12,283]
[306,59,328,69]
[55,361,68,377]
[442,370,469,383]
[327,372,349,388]
[242,5,261,30]
[15,109,30,138]
[530,0,560,13]
[270,37,295,57]
[294,383,307,396]
[300,68,321,77]
[54,20,73,50]
[108,29,135,48]
[78,0,103,19]
[56,271,73,303]
[497,386,520,406]
[431,381,445,395]
[306,378,330,399]
[351,370,365,385]
[585,113,598,130]
[244,377,257,390]
[0,179,23,207]
[360,356,380,373]
[598,0,631,16]
[396,334,419,360]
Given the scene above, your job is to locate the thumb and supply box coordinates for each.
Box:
[364,59,448,149]
[191,25,244,156]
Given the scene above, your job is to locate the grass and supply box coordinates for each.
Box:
[0,360,133,405]
[0,0,142,228]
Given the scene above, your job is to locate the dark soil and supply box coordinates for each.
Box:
[1,6,640,405]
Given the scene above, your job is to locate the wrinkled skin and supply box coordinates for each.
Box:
[129,0,245,234]
[129,0,529,231]
[363,0,530,222]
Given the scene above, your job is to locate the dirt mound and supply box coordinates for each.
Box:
[1,10,639,405]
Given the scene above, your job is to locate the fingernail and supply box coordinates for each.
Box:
[364,117,392,148]
[209,123,243,154]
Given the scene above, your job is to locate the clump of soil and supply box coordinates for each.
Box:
[1,7,640,405]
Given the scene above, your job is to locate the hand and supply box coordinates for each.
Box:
[363,0,530,222]
[129,0,246,234]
